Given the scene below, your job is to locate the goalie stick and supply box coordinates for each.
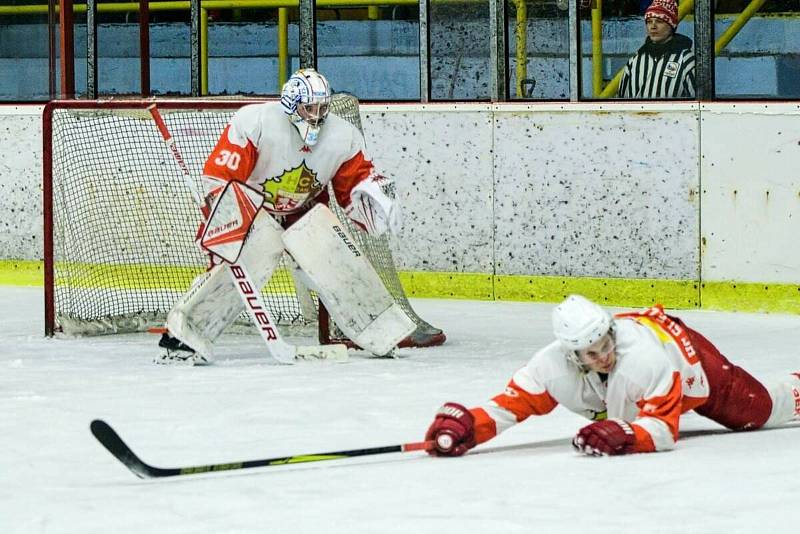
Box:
[91,419,434,479]
[148,104,346,364]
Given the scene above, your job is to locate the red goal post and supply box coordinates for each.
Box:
[42,97,445,349]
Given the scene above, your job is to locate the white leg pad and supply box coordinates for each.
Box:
[282,204,415,356]
[356,303,416,356]
[166,209,285,358]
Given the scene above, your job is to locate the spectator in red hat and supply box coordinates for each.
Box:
[617,0,696,98]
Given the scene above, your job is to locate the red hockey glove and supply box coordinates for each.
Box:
[573,418,635,456]
[425,402,476,457]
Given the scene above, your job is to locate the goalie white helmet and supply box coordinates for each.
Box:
[280,68,332,146]
[552,295,613,366]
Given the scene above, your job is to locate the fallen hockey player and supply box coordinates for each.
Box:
[424,294,800,456]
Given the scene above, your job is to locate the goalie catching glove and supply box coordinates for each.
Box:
[425,402,476,457]
[345,173,400,236]
[572,418,635,456]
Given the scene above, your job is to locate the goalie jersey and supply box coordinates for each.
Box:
[201,102,374,217]
[471,306,711,453]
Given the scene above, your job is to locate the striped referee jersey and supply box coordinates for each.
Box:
[617,33,696,99]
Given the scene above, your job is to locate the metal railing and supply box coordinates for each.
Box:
[1,0,782,100]
[0,0,420,94]
[1,0,530,99]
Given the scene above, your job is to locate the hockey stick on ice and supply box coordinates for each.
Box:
[148,104,346,364]
[91,419,434,479]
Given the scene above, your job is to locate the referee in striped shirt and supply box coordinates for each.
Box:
[617,0,696,99]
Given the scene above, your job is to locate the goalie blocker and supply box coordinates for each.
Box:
[283,204,416,356]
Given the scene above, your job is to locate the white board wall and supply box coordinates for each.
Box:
[0,105,43,261]
[2,102,799,288]
[699,103,800,284]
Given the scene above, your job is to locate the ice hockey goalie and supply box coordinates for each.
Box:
[157,68,414,365]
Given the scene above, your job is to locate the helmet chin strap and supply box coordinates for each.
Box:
[290,114,321,146]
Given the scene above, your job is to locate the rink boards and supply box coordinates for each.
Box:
[2,102,800,312]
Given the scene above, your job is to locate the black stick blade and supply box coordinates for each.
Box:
[90,419,174,478]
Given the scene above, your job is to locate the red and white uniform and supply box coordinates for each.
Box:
[470,305,800,452]
[201,102,374,219]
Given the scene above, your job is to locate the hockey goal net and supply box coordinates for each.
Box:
[43,96,445,349]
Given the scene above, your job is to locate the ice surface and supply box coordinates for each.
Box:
[1,286,798,534]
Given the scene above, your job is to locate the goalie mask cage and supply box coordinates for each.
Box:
[42,95,445,350]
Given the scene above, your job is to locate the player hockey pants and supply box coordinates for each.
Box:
[670,316,772,430]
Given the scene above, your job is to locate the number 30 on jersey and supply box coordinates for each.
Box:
[214,150,241,171]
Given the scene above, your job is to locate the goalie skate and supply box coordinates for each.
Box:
[154,333,209,366]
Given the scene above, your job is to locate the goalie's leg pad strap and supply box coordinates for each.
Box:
[167,209,285,356]
[282,204,415,356]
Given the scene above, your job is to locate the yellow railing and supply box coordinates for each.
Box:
[512,0,527,98]
[714,0,767,54]
[591,0,603,96]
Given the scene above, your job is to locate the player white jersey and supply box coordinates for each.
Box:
[476,306,710,451]
[201,102,374,215]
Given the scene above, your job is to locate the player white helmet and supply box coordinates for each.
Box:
[552,295,613,367]
[280,68,332,146]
